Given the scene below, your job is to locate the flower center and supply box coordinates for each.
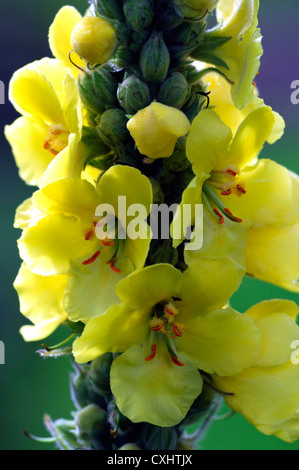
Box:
[203,167,246,225]
[146,301,185,367]
[43,124,70,156]
[82,218,124,273]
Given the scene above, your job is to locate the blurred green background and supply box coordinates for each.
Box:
[0,0,298,450]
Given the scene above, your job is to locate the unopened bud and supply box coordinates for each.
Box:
[71,16,118,67]
[140,33,170,83]
[98,108,129,145]
[75,404,107,442]
[175,0,218,18]
[124,0,154,31]
[78,68,118,116]
[157,72,190,108]
[119,443,142,450]
[117,75,151,114]
[94,0,124,20]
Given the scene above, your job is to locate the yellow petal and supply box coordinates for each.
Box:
[221,159,292,228]
[178,307,261,376]
[49,6,85,76]
[5,116,53,186]
[9,64,64,125]
[14,198,44,230]
[246,224,299,292]
[213,361,299,428]
[245,299,299,322]
[14,263,67,341]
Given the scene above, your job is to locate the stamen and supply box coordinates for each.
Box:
[109,259,122,274]
[214,208,224,225]
[224,208,243,223]
[85,229,95,241]
[221,188,233,196]
[226,169,238,177]
[145,344,157,361]
[170,356,185,367]
[173,323,184,338]
[100,239,115,247]
[82,250,101,265]
[236,184,246,195]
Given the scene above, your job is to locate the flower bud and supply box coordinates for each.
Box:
[98,108,129,145]
[94,0,124,20]
[123,0,154,31]
[119,443,142,450]
[140,33,170,83]
[127,102,190,159]
[71,16,118,67]
[75,404,107,443]
[78,68,118,115]
[175,0,218,18]
[157,72,190,108]
[117,75,151,114]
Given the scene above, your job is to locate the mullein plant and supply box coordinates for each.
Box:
[5,0,299,450]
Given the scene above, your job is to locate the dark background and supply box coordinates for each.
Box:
[0,0,298,450]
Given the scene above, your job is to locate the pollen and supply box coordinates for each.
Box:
[164,302,179,322]
[44,124,69,156]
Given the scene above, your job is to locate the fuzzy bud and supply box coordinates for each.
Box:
[78,68,118,116]
[117,75,151,114]
[140,32,170,83]
[71,16,118,67]
[123,0,154,31]
[157,72,190,108]
[175,0,218,18]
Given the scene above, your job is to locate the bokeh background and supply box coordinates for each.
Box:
[0,0,298,450]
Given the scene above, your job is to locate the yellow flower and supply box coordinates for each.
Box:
[199,0,263,109]
[213,300,299,443]
[71,16,117,67]
[127,102,190,159]
[17,166,153,323]
[175,107,299,292]
[73,263,261,427]
[14,263,67,341]
[200,70,285,145]
[5,58,83,187]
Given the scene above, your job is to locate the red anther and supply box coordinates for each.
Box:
[49,149,59,156]
[82,251,101,265]
[43,141,50,150]
[226,169,238,177]
[101,239,115,247]
[110,261,122,274]
[85,229,94,241]
[173,324,184,338]
[221,188,233,196]
[145,344,157,361]
[214,208,224,225]
[224,208,243,223]
[252,81,257,87]
[164,306,174,316]
[237,184,246,195]
[151,323,163,332]
[170,355,185,367]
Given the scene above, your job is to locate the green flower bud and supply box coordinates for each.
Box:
[119,443,142,450]
[117,75,151,114]
[89,354,113,401]
[175,0,218,18]
[124,0,154,31]
[140,32,170,83]
[157,72,190,108]
[78,68,118,116]
[141,423,178,451]
[94,0,124,20]
[75,404,107,443]
[70,363,90,410]
[149,177,165,205]
[98,108,129,145]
